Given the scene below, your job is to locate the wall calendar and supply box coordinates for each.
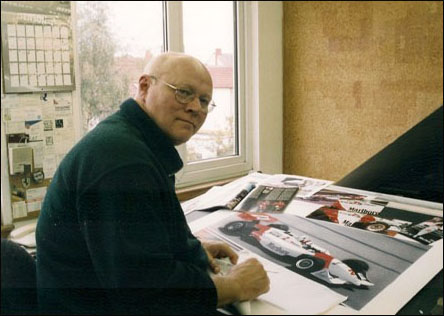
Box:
[1,1,75,93]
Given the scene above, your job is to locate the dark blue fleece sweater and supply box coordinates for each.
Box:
[36,99,217,315]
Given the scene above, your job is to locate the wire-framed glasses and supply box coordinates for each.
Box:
[150,75,216,113]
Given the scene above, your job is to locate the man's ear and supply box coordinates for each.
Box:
[138,75,151,96]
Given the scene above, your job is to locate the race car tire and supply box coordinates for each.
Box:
[352,221,390,232]
[294,255,325,273]
[220,221,247,236]
[364,222,390,232]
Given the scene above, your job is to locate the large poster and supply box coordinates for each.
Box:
[190,210,440,314]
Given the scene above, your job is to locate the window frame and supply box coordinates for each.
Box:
[167,1,252,188]
[167,1,283,188]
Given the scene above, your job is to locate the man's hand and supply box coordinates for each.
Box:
[201,240,238,274]
[211,257,270,307]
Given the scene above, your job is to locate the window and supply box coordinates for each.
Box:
[76,1,163,132]
[182,2,236,162]
[0,1,282,226]
[74,1,249,187]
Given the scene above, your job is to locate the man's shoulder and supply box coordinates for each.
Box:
[60,113,152,176]
[81,113,145,153]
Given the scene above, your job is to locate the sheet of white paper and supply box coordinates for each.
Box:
[13,231,36,248]
[26,187,47,201]
[181,186,223,214]
[28,141,44,169]
[284,199,322,217]
[43,154,57,179]
[27,120,44,141]
[6,106,42,122]
[265,174,333,198]
[5,121,26,134]
[27,200,42,213]
[53,93,73,115]
[12,201,27,219]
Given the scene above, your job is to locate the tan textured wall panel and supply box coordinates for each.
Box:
[283,1,443,181]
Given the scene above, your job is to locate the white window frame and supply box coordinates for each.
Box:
[168,1,283,188]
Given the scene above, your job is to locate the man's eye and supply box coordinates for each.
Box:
[199,98,210,107]
[177,89,193,98]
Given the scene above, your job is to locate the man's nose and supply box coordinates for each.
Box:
[185,96,202,112]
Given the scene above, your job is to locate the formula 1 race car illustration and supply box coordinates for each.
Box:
[400,217,443,245]
[307,200,411,236]
[219,212,374,288]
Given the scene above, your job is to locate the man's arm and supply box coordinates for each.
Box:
[77,165,217,314]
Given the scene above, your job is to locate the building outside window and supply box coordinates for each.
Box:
[75,1,237,173]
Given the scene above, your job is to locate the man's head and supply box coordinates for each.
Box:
[135,52,213,145]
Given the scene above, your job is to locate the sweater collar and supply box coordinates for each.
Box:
[119,98,183,175]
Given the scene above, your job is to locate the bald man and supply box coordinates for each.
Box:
[36,52,269,315]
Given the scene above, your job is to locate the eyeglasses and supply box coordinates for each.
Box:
[150,76,216,113]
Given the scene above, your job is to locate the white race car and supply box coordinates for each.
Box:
[220,212,374,287]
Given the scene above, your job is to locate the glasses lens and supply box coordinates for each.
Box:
[175,89,194,104]
[174,86,214,113]
[207,102,216,113]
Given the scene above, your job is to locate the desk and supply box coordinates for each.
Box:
[185,174,443,315]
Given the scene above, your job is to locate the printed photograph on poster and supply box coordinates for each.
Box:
[237,185,299,213]
[203,211,430,311]
[193,226,346,315]
[234,174,332,214]
[288,189,443,244]
[55,118,64,128]
[45,135,54,146]
[306,205,411,238]
[400,217,443,245]
[32,170,44,184]
[25,119,43,141]
[293,188,381,208]
[54,115,72,130]
[43,119,53,131]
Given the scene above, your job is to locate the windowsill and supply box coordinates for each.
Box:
[176,175,241,202]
